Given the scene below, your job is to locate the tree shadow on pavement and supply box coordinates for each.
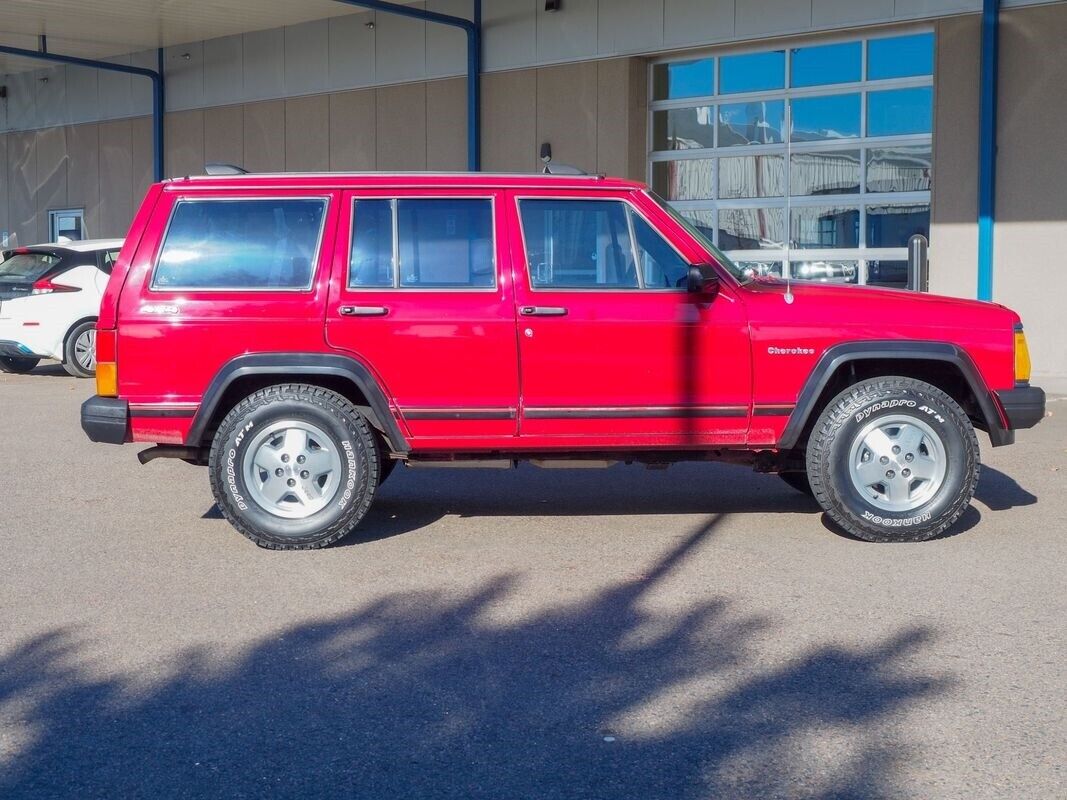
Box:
[0,516,952,799]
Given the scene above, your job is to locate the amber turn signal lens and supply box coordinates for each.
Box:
[96,362,118,397]
[1014,330,1032,383]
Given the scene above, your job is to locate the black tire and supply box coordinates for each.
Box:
[208,384,380,550]
[806,377,979,543]
[0,356,40,374]
[62,320,97,378]
[779,470,814,497]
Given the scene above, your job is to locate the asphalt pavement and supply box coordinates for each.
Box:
[1,364,1064,798]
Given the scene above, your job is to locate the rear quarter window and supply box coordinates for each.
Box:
[152,198,328,290]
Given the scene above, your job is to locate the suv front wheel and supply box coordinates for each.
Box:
[806,377,979,543]
[208,384,380,549]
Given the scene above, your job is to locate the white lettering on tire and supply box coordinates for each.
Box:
[225,421,254,511]
[862,510,933,527]
[855,398,916,423]
[338,439,357,510]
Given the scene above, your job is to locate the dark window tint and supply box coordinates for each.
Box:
[0,252,61,281]
[632,213,689,289]
[350,200,394,287]
[868,33,934,80]
[397,199,494,288]
[521,200,638,289]
[154,199,326,289]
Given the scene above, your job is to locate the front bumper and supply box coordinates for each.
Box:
[81,396,130,444]
[996,384,1046,431]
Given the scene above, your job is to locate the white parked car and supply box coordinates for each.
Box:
[0,239,123,377]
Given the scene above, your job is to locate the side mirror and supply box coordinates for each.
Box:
[686,263,720,295]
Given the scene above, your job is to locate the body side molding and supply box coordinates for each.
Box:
[186,352,409,453]
[777,340,1011,451]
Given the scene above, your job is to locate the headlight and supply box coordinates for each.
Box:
[1014,325,1031,384]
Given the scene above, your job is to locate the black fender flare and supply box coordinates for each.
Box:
[777,340,1011,450]
[187,352,409,453]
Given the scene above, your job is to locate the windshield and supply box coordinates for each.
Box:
[0,252,62,282]
[646,191,751,283]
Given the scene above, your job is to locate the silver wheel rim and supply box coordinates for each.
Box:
[847,414,948,513]
[75,328,96,371]
[242,420,344,519]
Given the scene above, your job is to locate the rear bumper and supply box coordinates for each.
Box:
[0,339,46,359]
[81,395,130,444]
[996,384,1046,431]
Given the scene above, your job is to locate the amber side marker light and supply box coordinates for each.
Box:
[1014,326,1032,384]
[95,329,118,397]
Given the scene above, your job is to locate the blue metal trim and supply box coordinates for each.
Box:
[333,0,481,171]
[977,0,1000,301]
[0,43,166,182]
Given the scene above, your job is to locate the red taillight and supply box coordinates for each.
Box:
[31,277,80,295]
[95,328,117,363]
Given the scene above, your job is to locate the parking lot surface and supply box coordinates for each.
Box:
[1,365,1064,799]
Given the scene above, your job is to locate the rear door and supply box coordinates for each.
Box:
[326,189,519,445]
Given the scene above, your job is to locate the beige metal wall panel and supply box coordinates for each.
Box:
[98,120,133,238]
[991,3,1067,389]
[537,0,599,64]
[663,0,735,47]
[376,84,427,170]
[537,62,598,176]
[736,0,813,37]
[284,19,330,96]
[329,90,377,171]
[481,69,537,172]
[203,106,245,167]
[130,115,154,214]
[426,0,468,77]
[243,100,286,172]
[96,55,135,122]
[35,126,68,241]
[598,0,665,55]
[35,66,67,130]
[285,95,330,172]
[243,29,286,101]
[164,42,205,111]
[66,65,101,124]
[66,124,101,239]
[203,35,244,108]
[426,78,467,170]
[482,0,538,71]
[165,110,206,179]
[595,58,647,181]
[813,0,894,27]
[375,11,427,85]
[6,132,37,246]
[328,12,377,90]
[929,14,980,300]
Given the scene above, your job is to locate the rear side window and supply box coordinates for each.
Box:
[519,199,689,290]
[101,250,121,275]
[153,198,327,290]
[349,198,495,289]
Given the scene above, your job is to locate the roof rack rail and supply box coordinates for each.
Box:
[204,163,249,176]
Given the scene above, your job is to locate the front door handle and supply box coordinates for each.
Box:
[339,305,389,317]
[520,306,568,317]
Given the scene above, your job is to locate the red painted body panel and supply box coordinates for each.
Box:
[103,172,1026,455]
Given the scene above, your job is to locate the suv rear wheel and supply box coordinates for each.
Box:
[806,377,979,542]
[208,384,380,550]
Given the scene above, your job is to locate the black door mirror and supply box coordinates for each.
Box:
[686,263,720,295]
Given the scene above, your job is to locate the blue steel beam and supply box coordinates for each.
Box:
[0,43,166,182]
[977,0,1000,301]
[332,0,481,171]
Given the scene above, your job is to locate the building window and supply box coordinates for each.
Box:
[48,209,86,242]
[649,31,934,289]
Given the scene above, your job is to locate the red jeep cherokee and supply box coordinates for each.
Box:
[81,171,1045,549]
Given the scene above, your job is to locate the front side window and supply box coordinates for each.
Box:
[153,198,326,290]
[349,198,495,289]
[519,199,688,291]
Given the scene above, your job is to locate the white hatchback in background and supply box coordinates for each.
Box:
[0,239,124,377]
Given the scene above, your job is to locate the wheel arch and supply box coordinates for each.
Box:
[778,341,1010,451]
[62,316,99,360]
[188,353,409,455]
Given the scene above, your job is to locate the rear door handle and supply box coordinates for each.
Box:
[520,306,568,317]
[339,305,389,317]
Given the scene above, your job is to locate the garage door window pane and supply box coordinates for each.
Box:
[792,260,859,283]
[718,100,785,146]
[868,33,934,80]
[790,94,861,142]
[154,198,326,290]
[791,206,860,248]
[652,107,715,151]
[791,42,862,87]
[718,208,785,250]
[867,146,932,192]
[868,87,932,137]
[720,51,785,94]
[651,159,715,200]
[520,200,638,289]
[652,58,714,100]
[866,204,930,248]
[719,155,785,198]
[790,150,860,195]
[397,199,495,288]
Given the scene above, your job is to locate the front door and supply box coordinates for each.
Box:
[506,189,752,449]
[326,190,519,445]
